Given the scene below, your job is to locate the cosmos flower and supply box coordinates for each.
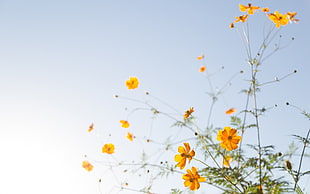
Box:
[125,77,139,89]
[120,120,130,128]
[88,123,94,132]
[126,132,134,141]
[217,126,242,151]
[174,143,195,169]
[235,15,248,23]
[182,167,206,191]
[102,143,115,154]
[196,54,204,60]
[261,7,270,13]
[286,12,299,23]
[229,22,235,29]
[268,11,289,28]
[239,3,260,15]
[225,108,236,115]
[199,66,206,72]
[223,155,233,167]
[82,160,93,172]
[184,107,194,119]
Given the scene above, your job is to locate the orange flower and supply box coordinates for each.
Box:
[184,107,194,119]
[223,155,233,167]
[225,108,236,115]
[82,160,93,172]
[174,143,195,169]
[88,123,94,132]
[196,54,204,60]
[239,3,260,15]
[229,22,234,29]
[286,12,299,23]
[120,120,130,128]
[199,65,206,72]
[268,11,289,28]
[182,167,206,191]
[125,77,139,89]
[126,132,134,141]
[261,7,270,13]
[235,15,248,23]
[217,127,242,151]
[102,143,115,154]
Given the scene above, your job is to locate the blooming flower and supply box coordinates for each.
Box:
[223,155,233,167]
[286,12,299,23]
[88,123,94,132]
[174,143,195,169]
[261,7,270,13]
[182,167,206,191]
[199,65,206,72]
[102,143,115,154]
[217,126,242,151]
[225,108,236,115]
[82,160,93,172]
[235,15,248,23]
[125,77,139,89]
[126,132,134,141]
[120,120,130,128]
[196,54,204,60]
[184,107,194,119]
[229,22,234,29]
[239,3,260,15]
[268,11,289,28]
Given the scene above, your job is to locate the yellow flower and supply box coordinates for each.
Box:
[225,108,236,115]
[239,3,260,15]
[286,12,299,23]
[182,167,206,191]
[102,143,115,154]
[199,65,206,72]
[88,123,94,132]
[120,120,130,128]
[217,127,241,151]
[125,77,139,89]
[261,7,270,13]
[196,54,204,60]
[82,160,93,172]
[126,132,134,141]
[235,15,248,23]
[229,22,234,29]
[223,155,233,167]
[268,11,289,28]
[184,107,194,119]
[174,143,195,169]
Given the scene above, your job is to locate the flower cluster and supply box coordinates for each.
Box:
[230,3,298,28]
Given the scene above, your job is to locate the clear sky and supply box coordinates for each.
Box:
[0,0,309,194]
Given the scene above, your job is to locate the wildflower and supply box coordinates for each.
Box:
[174,143,195,169]
[217,126,242,151]
[120,120,130,128]
[125,77,139,89]
[235,15,248,23]
[225,108,236,115]
[261,7,270,13]
[82,160,93,172]
[182,167,206,191]
[229,22,234,29]
[239,3,260,15]
[88,123,94,132]
[184,107,194,119]
[268,11,289,28]
[196,54,204,60]
[126,132,134,141]
[286,12,299,23]
[223,155,232,167]
[199,65,206,72]
[102,143,115,154]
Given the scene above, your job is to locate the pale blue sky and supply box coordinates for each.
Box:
[0,0,309,193]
